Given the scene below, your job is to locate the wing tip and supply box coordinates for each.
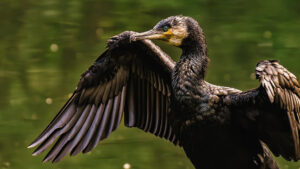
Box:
[43,155,53,163]
[70,148,81,156]
[52,157,61,164]
[32,150,40,156]
[28,139,40,149]
[32,153,38,157]
[27,144,35,149]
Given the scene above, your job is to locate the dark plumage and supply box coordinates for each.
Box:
[28,16,300,169]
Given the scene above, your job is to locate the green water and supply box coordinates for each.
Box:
[1,0,300,169]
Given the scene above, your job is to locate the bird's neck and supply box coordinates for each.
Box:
[172,39,209,101]
[172,23,209,102]
[178,34,209,81]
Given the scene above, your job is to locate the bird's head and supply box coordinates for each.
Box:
[131,15,200,47]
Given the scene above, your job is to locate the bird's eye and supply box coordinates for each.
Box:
[163,25,169,32]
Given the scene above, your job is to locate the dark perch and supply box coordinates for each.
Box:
[28,15,300,169]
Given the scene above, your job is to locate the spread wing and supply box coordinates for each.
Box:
[256,60,300,160]
[230,60,300,161]
[28,31,178,163]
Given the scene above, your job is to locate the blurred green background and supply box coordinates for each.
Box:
[1,0,300,169]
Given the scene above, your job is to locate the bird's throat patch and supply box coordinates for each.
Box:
[165,27,188,46]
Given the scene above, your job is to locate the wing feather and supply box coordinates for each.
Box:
[71,104,99,156]
[255,60,300,160]
[43,106,90,162]
[29,97,77,149]
[28,31,179,162]
[83,104,105,153]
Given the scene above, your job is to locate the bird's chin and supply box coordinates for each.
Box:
[167,38,183,47]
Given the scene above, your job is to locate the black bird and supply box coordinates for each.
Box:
[28,15,300,169]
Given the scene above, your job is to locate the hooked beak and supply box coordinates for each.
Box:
[130,30,165,41]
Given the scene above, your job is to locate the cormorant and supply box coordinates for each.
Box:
[28,15,300,169]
